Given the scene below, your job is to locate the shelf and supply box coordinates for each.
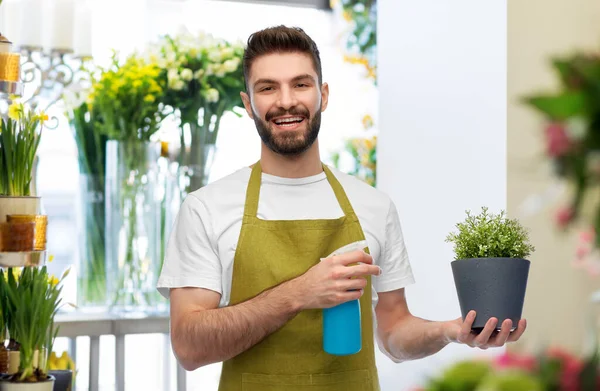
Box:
[0,250,46,267]
[0,80,23,96]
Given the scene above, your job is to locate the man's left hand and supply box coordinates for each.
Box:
[443,310,527,350]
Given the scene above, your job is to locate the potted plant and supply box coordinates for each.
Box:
[0,266,67,391]
[0,100,47,224]
[445,207,535,332]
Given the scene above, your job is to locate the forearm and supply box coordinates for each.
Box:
[173,282,301,370]
[383,315,451,362]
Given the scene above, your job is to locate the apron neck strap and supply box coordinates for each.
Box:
[244,161,357,220]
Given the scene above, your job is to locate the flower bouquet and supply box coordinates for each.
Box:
[89,52,166,310]
[148,30,245,193]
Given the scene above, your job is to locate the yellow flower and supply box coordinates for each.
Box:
[144,95,155,103]
[47,275,59,287]
[362,115,374,130]
[48,254,54,263]
[343,10,352,21]
[8,102,21,121]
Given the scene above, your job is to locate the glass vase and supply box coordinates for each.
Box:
[76,174,108,310]
[105,140,164,312]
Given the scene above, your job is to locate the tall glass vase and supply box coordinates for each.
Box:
[177,120,218,196]
[76,174,107,309]
[106,140,163,312]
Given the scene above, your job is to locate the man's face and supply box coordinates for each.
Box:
[241,52,329,156]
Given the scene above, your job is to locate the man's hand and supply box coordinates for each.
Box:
[443,310,527,349]
[285,250,382,310]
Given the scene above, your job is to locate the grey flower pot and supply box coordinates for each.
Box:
[48,371,72,391]
[451,257,530,332]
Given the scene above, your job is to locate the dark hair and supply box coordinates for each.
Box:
[243,25,322,91]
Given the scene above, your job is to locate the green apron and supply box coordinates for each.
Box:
[218,161,380,391]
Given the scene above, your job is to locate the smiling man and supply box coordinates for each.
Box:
[157,25,526,391]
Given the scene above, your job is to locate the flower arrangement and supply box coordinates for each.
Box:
[0,100,48,196]
[330,0,377,83]
[415,347,599,391]
[522,49,600,272]
[147,30,245,192]
[0,266,69,382]
[89,52,164,142]
[445,207,536,260]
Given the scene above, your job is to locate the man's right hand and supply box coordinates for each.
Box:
[284,250,382,310]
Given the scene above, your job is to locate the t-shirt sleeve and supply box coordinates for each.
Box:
[156,193,222,299]
[374,199,416,292]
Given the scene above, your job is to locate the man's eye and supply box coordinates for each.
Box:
[296,84,307,88]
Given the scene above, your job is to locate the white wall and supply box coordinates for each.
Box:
[376,1,507,389]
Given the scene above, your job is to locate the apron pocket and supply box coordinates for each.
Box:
[241,369,371,391]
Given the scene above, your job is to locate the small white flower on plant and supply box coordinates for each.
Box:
[166,52,177,64]
[215,66,226,78]
[204,88,219,103]
[167,68,179,82]
[223,58,240,73]
[220,47,234,59]
[180,68,193,81]
[205,64,214,76]
[209,49,222,63]
[565,116,588,140]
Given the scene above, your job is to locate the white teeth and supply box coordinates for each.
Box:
[274,117,303,124]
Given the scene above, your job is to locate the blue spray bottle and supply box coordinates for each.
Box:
[322,240,368,356]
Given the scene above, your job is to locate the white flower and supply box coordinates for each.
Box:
[220,47,234,59]
[208,49,222,62]
[167,52,177,64]
[205,64,214,76]
[181,68,193,81]
[172,79,185,91]
[205,88,219,103]
[565,116,588,140]
[223,58,240,73]
[215,65,226,78]
[167,68,179,82]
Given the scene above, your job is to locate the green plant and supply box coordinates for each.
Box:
[64,82,108,307]
[1,266,68,382]
[445,207,535,260]
[475,370,543,391]
[424,360,492,391]
[0,101,47,196]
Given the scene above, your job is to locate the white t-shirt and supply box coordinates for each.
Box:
[157,164,416,311]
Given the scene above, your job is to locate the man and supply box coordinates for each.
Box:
[157,25,526,390]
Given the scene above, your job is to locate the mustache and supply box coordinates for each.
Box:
[265,107,310,122]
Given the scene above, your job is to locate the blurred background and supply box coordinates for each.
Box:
[1,0,600,390]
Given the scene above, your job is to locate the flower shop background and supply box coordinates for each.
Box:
[508,0,600,354]
[1,0,379,390]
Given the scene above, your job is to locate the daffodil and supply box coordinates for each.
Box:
[8,102,21,121]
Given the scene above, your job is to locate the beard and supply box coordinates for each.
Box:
[252,105,321,156]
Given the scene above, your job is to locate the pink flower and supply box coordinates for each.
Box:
[545,122,571,157]
[493,351,537,372]
[555,207,574,228]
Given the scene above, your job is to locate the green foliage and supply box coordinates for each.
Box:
[475,370,543,391]
[1,267,67,382]
[445,207,535,260]
[424,361,492,391]
[0,102,45,196]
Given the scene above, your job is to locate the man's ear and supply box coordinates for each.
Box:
[240,91,254,119]
[320,82,329,112]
